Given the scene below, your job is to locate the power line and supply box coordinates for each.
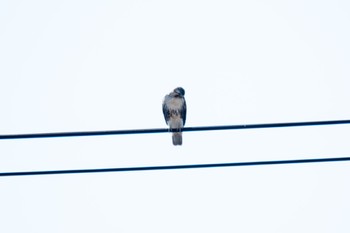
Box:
[1,156,349,177]
[0,119,349,140]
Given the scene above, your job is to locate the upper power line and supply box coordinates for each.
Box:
[0,119,349,140]
[1,156,349,177]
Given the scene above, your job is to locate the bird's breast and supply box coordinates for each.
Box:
[166,97,184,110]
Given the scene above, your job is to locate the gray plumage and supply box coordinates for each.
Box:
[162,87,187,146]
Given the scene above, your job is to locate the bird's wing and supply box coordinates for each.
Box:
[181,98,187,126]
[162,96,170,124]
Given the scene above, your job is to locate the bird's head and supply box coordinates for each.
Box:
[173,87,185,96]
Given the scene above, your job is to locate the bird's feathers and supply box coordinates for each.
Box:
[162,93,186,126]
[172,132,182,145]
[162,87,187,146]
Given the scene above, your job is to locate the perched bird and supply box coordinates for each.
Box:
[162,87,187,146]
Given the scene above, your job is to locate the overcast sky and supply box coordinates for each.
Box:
[1,0,350,232]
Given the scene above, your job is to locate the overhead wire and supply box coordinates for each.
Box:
[1,157,350,177]
[0,119,349,140]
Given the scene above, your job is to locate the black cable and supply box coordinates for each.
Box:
[0,119,349,140]
[1,157,349,177]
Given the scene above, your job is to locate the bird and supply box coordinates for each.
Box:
[162,87,187,146]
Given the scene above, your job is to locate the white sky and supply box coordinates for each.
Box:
[1,0,350,232]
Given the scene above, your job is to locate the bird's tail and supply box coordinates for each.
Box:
[172,132,182,146]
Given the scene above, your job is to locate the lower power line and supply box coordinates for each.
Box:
[1,156,349,177]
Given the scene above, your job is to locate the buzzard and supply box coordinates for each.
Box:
[162,87,187,146]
